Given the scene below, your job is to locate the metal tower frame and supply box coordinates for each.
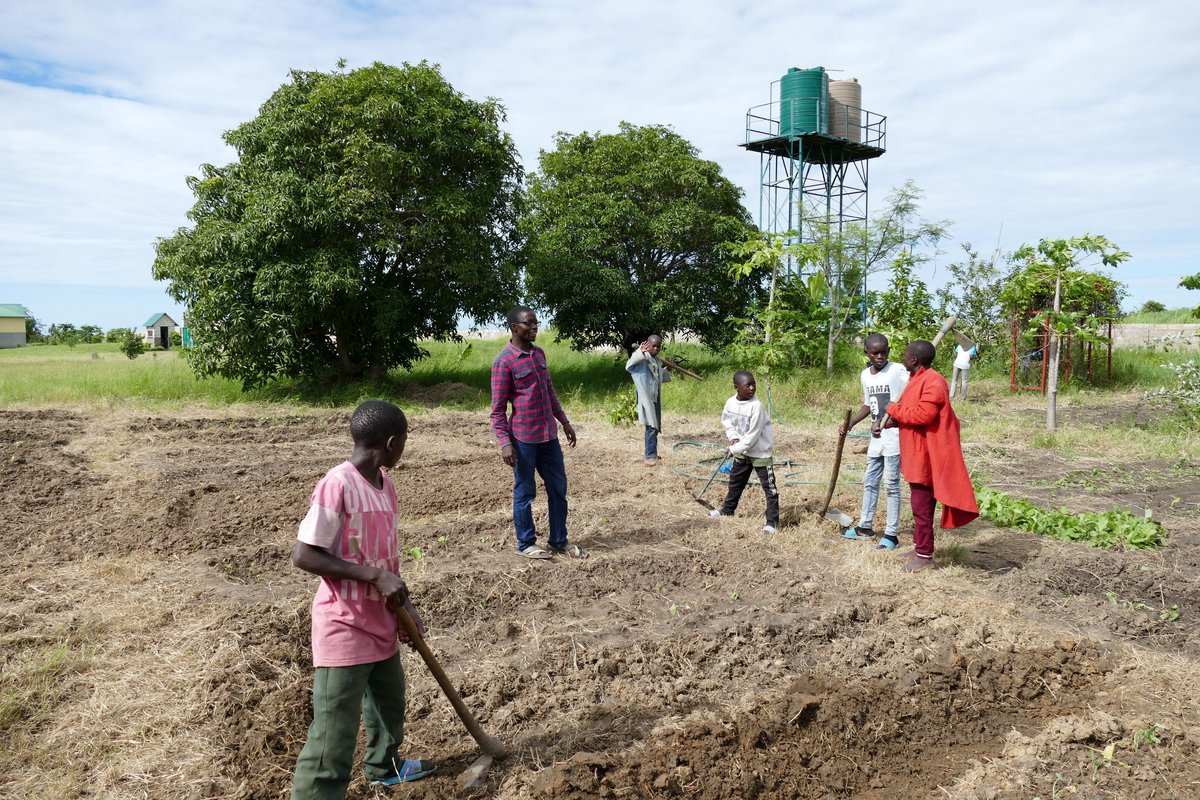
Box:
[742,78,886,275]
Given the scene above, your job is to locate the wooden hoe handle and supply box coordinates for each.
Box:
[661,357,703,381]
[819,409,853,516]
[395,605,507,758]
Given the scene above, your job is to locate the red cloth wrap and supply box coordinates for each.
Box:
[886,366,979,529]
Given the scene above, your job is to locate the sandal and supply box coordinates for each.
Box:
[517,545,551,560]
[370,758,438,785]
[548,542,589,559]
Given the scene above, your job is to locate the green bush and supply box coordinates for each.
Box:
[119,330,146,360]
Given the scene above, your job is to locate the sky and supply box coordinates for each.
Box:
[2,0,1198,331]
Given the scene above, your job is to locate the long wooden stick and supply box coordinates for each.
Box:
[661,357,702,381]
[395,605,507,758]
[819,409,853,517]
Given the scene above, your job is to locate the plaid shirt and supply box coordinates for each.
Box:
[490,341,569,448]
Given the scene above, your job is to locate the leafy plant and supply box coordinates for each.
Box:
[523,122,760,354]
[1133,725,1163,749]
[726,271,830,376]
[608,386,638,426]
[868,252,938,346]
[118,329,146,360]
[1145,360,1200,430]
[976,487,1163,549]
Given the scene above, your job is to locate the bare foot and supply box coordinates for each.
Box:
[901,556,935,573]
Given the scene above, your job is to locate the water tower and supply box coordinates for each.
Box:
[742,67,886,272]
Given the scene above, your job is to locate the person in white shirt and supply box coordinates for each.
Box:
[838,333,909,550]
[708,371,779,534]
[950,334,977,402]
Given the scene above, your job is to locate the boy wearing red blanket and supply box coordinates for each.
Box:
[879,340,978,573]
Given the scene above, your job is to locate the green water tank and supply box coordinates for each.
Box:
[779,66,828,137]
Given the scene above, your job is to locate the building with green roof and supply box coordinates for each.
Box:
[0,303,28,348]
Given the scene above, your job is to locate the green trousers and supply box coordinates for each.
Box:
[291,652,406,800]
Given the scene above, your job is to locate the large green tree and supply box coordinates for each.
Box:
[522,122,762,354]
[153,61,523,387]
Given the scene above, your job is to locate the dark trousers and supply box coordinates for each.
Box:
[719,458,779,526]
[291,652,407,799]
[910,482,936,559]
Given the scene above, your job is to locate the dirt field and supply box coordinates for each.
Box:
[3,393,1199,799]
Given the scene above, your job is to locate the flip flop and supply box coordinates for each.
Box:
[517,545,551,560]
[370,759,438,785]
[548,542,589,559]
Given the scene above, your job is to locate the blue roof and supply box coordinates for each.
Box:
[0,303,28,317]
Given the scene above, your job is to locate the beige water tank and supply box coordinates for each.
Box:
[828,78,862,142]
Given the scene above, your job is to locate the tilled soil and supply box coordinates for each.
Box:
[1,402,1198,799]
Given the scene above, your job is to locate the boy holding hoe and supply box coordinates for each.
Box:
[839,332,909,549]
[708,370,780,534]
[291,400,435,798]
[879,340,978,573]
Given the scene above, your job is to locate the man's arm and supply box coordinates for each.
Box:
[489,355,514,451]
[542,352,576,447]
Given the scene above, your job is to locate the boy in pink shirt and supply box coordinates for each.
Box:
[290,400,435,797]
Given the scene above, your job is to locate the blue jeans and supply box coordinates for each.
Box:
[858,454,901,536]
[512,438,569,551]
[643,400,661,459]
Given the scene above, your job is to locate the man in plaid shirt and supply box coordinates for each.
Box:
[490,306,587,560]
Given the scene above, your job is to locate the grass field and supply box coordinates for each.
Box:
[3,336,1195,420]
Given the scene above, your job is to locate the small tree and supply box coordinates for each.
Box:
[49,323,81,347]
[935,241,1011,355]
[868,252,938,347]
[25,315,44,343]
[1180,274,1200,319]
[800,180,949,374]
[1003,234,1130,430]
[118,330,145,360]
[1139,300,1167,314]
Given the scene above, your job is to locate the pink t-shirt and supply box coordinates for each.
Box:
[297,461,400,667]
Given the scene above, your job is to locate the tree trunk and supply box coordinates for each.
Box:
[1046,275,1061,431]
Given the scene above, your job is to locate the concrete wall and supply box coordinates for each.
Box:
[1111,323,1200,350]
[0,331,27,348]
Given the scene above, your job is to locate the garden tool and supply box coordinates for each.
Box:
[819,408,855,527]
[394,605,506,789]
[693,453,729,510]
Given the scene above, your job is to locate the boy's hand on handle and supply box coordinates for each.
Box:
[563,421,577,448]
[394,599,425,648]
[374,570,410,607]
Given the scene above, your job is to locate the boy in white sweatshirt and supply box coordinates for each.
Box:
[708,371,779,533]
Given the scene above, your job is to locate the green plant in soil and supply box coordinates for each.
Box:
[977,487,1163,549]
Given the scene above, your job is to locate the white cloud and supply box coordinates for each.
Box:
[2,0,1198,327]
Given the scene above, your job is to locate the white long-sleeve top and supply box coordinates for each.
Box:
[721,395,774,459]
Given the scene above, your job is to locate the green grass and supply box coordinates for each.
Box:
[1121,308,1199,324]
[1,336,1193,419]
